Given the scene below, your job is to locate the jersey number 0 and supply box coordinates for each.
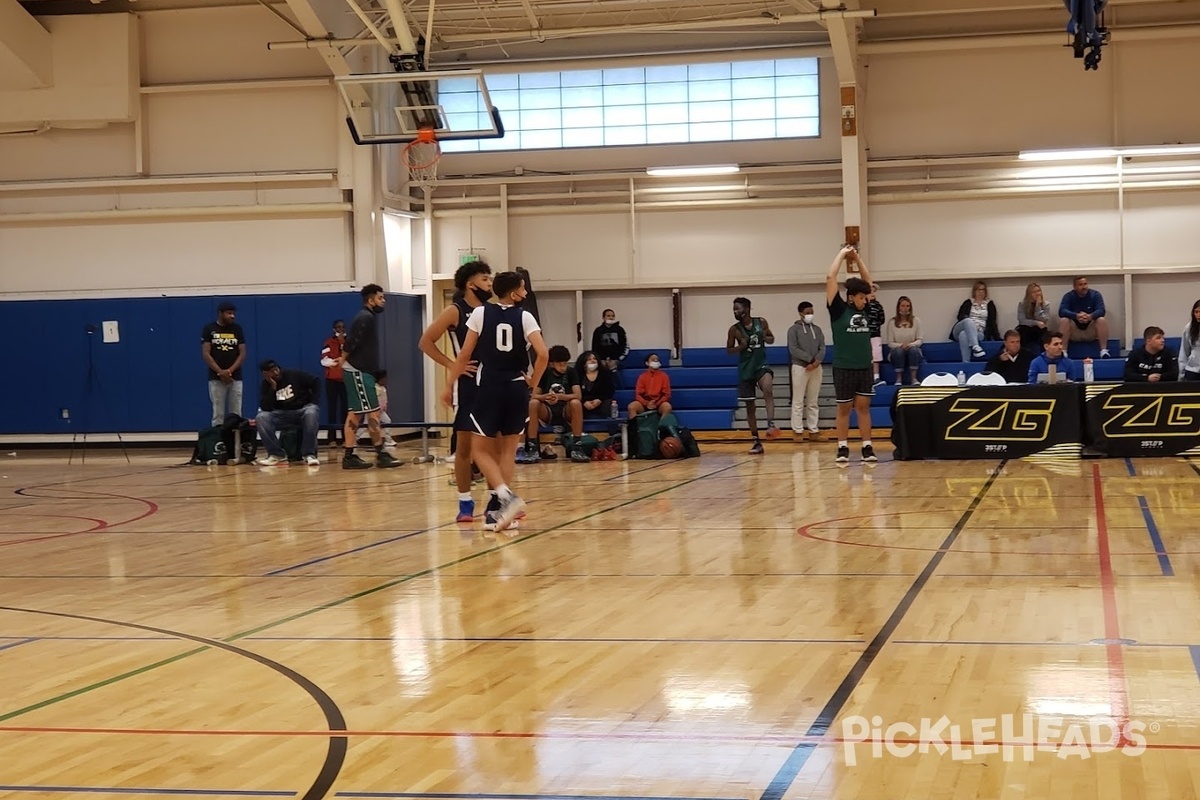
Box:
[496,322,513,352]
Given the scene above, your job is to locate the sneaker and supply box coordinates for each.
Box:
[539,447,558,460]
[765,425,782,440]
[342,453,372,470]
[516,443,540,464]
[836,446,850,463]
[971,346,986,359]
[749,441,764,455]
[494,494,526,531]
[483,510,520,532]
[376,451,404,469]
[256,454,286,466]
[570,448,590,463]
[456,498,475,523]
[873,379,886,387]
[304,455,320,466]
[862,444,878,462]
[471,466,485,484]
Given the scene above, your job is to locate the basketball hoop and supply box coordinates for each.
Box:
[401,127,442,184]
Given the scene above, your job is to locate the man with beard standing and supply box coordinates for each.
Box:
[341,283,403,470]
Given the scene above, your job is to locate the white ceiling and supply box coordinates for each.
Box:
[15,0,1200,65]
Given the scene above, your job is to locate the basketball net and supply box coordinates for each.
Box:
[401,127,442,185]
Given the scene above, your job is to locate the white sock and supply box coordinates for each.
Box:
[863,440,872,448]
[838,440,848,448]
[458,492,472,502]
[496,484,515,502]
[1101,349,1110,357]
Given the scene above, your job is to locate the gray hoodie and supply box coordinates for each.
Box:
[787,317,826,367]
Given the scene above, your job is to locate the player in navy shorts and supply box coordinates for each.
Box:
[443,271,548,531]
[419,260,494,522]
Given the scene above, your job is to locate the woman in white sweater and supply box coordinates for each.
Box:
[884,296,924,386]
[1179,299,1200,381]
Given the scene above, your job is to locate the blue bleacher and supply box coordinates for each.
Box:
[606,335,1131,434]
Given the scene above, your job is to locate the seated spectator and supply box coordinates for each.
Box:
[576,350,615,418]
[1028,332,1075,384]
[950,280,1000,361]
[986,330,1034,384]
[1178,300,1200,381]
[1058,276,1112,358]
[627,352,672,419]
[1125,326,1178,382]
[522,345,585,463]
[591,309,629,387]
[255,359,320,466]
[883,295,924,386]
[1016,282,1051,353]
[866,284,886,386]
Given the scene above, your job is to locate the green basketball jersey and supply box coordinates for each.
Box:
[737,318,769,381]
[828,295,873,369]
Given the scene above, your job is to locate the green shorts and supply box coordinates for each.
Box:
[343,367,380,413]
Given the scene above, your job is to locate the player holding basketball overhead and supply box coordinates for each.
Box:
[342,284,404,470]
[727,297,781,454]
[419,260,494,523]
[826,246,877,463]
[443,271,548,532]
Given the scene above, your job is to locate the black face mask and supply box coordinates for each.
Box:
[369,304,384,315]
[472,287,492,304]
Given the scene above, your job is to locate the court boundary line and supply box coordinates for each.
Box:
[1092,464,1131,744]
[0,607,347,800]
[760,461,1005,800]
[0,458,751,728]
[1136,495,1174,576]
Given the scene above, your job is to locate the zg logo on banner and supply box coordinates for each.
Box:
[945,397,1057,442]
[1101,392,1200,438]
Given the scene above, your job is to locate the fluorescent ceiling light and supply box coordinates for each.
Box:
[646,164,740,177]
[1019,144,1200,161]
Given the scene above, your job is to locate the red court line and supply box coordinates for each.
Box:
[1,490,159,548]
[1093,463,1132,746]
[1,726,1197,752]
[798,513,1200,558]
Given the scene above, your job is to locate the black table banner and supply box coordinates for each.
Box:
[891,383,1084,461]
[1083,381,1200,458]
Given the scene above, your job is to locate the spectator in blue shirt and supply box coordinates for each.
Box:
[1058,276,1112,358]
[1028,331,1076,383]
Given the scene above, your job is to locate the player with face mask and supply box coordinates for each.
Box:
[787,301,826,441]
[419,261,497,521]
[727,297,780,454]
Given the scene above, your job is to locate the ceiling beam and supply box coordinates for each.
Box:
[0,0,52,90]
[437,8,875,44]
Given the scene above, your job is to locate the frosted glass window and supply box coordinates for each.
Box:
[439,57,818,153]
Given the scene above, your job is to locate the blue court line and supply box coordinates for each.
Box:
[335,794,741,800]
[0,787,292,797]
[758,463,1004,800]
[0,637,37,653]
[1125,458,1137,477]
[1188,646,1200,683]
[1137,495,1174,576]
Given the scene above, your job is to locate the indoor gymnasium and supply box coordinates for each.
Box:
[3,1,1200,798]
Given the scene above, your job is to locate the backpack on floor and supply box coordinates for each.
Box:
[190,425,229,465]
[658,412,701,458]
[632,411,663,459]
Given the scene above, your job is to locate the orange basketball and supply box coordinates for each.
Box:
[658,436,684,459]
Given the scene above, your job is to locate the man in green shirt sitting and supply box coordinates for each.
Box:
[826,245,877,464]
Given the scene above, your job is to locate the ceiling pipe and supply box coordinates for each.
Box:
[0,203,351,225]
[435,9,876,44]
[861,22,1200,54]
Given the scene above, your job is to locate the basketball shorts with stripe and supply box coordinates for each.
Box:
[453,377,479,433]
[467,379,530,437]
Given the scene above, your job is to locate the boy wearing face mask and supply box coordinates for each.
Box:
[727,297,780,455]
[787,301,826,442]
[591,309,629,386]
[627,353,672,419]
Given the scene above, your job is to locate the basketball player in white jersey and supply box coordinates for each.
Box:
[419,260,494,522]
[443,271,548,532]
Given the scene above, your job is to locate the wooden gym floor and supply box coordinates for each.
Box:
[2,441,1200,799]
